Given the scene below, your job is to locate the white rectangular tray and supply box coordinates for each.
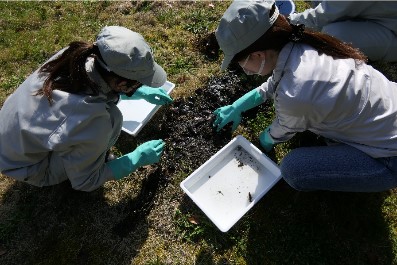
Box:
[180,135,281,232]
[117,81,175,136]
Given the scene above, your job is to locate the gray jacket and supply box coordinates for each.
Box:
[257,42,397,158]
[0,51,121,191]
[289,1,397,35]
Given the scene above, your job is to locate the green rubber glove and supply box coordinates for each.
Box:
[120,86,173,105]
[107,139,165,180]
[213,88,264,132]
[259,126,275,152]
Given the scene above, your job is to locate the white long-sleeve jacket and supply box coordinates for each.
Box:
[0,50,120,191]
[257,42,397,158]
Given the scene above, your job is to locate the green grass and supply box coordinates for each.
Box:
[1,1,397,265]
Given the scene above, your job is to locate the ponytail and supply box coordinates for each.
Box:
[296,23,367,63]
[36,42,100,104]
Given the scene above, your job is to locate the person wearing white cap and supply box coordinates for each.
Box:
[213,0,397,192]
[0,26,172,191]
[289,1,397,62]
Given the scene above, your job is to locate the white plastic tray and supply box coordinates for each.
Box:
[117,81,175,136]
[180,135,281,232]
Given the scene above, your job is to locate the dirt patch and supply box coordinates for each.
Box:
[194,32,220,61]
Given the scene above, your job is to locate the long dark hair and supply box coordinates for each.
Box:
[36,41,101,104]
[233,5,367,64]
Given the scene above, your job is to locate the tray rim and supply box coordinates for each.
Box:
[180,135,281,232]
[119,80,175,136]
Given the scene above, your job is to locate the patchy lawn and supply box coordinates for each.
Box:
[1,1,397,264]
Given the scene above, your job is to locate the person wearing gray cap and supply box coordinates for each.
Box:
[289,1,397,62]
[213,0,397,192]
[0,26,172,191]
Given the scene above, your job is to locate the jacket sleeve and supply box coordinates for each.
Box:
[268,94,309,144]
[289,1,371,31]
[49,100,117,192]
[255,76,307,143]
[256,72,278,101]
[264,48,315,143]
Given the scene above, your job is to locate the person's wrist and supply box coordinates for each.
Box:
[133,88,145,98]
[228,105,241,118]
[127,149,141,168]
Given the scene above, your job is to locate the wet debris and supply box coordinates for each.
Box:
[159,72,251,174]
[233,145,261,171]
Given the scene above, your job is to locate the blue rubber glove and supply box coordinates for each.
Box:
[120,86,173,105]
[259,126,275,152]
[213,88,264,132]
[107,139,165,180]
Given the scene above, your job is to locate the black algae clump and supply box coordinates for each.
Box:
[159,72,250,174]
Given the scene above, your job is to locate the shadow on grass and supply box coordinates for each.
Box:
[195,248,231,265]
[244,133,394,264]
[245,182,394,265]
[0,166,167,265]
[177,180,394,265]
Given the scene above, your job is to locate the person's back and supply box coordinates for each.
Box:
[258,42,397,158]
[289,1,397,62]
[0,50,122,189]
[0,26,171,192]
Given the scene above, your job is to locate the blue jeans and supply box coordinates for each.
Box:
[280,144,397,192]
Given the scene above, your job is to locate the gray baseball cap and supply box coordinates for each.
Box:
[96,26,166,88]
[216,0,279,70]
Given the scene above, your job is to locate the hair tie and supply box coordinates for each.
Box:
[289,23,305,42]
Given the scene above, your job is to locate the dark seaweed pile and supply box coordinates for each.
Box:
[159,73,250,175]
[113,72,253,236]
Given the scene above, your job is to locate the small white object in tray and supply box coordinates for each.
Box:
[180,135,281,232]
[117,81,175,136]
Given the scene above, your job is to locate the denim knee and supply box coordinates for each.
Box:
[280,149,309,191]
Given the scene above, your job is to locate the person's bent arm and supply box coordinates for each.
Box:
[289,1,370,30]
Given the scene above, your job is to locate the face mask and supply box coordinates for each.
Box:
[241,54,266,76]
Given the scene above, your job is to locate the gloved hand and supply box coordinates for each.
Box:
[107,139,165,180]
[259,126,275,152]
[213,88,264,132]
[120,86,173,105]
[213,105,241,132]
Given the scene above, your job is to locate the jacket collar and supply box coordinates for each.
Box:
[85,57,113,95]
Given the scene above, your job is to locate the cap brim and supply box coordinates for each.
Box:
[137,62,167,88]
[221,54,234,71]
